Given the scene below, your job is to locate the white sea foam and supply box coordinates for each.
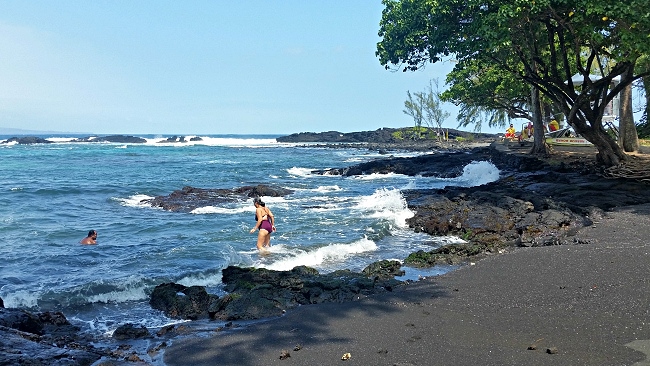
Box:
[191,205,251,215]
[260,238,378,271]
[437,236,468,244]
[86,284,150,304]
[114,194,156,208]
[353,188,414,228]
[401,180,417,190]
[354,172,409,180]
[177,272,223,288]
[313,185,342,193]
[449,161,500,186]
[142,136,284,147]
[306,203,344,213]
[1,289,40,308]
[287,167,316,177]
[44,137,81,142]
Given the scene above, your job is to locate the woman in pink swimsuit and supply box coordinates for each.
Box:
[249,197,276,250]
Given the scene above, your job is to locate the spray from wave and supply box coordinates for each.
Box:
[259,237,378,272]
[353,188,414,229]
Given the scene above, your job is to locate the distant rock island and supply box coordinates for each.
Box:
[0,135,148,144]
[276,127,495,143]
[75,135,148,143]
[0,135,200,145]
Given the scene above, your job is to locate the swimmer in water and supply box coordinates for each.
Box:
[80,230,97,245]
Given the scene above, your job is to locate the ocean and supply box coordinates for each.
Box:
[0,134,499,340]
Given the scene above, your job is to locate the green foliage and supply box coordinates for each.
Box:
[403,79,450,139]
[461,229,473,241]
[442,59,530,128]
[377,0,650,166]
[403,90,424,136]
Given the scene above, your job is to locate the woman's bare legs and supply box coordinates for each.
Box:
[256,229,270,250]
[263,231,271,247]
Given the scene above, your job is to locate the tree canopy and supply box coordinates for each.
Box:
[377,0,650,166]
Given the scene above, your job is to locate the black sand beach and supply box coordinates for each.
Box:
[163,146,650,366]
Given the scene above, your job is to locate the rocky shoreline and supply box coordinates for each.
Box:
[4,141,650,365]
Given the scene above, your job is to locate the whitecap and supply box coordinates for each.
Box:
[287,167,316,177]
[313,185,342,193]
[259,238,377,271]
[176,271,223,288]
[113,194,156,208]
[86,284,149,304]
[1,289,40,308]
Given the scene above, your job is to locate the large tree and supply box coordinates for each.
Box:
[377,0,650,166]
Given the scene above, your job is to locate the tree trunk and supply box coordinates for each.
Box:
[580,126,627,166]
[530,86,548,155]
[618,67,639,152]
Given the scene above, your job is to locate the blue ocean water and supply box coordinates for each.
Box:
[0,134,499,338]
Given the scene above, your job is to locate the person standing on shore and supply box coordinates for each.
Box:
[80,230,97,245]
[249,197,275,250]
[505,123,516,140]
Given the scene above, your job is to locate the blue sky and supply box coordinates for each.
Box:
[0,1,481,135]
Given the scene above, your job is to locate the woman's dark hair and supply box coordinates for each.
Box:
[253,197,265,206]
[88,230,97,237]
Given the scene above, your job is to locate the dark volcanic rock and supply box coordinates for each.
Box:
[150,283,219,320]
[277,129,397,143]
[400,143,650,265]
[72,135,147,143]
[113,323,152,340]
[405,244,486,267]
[361,260,405,279]
[0,308,44,335]
[0,308,103,365]
[144,184,294,212]
[2,136,53,144]
[343,149,495,177]
[210,265,402,320]
[158,136,187,143]
[276,128,496,144]
[95,135,147,143]
[150,263,406,322]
